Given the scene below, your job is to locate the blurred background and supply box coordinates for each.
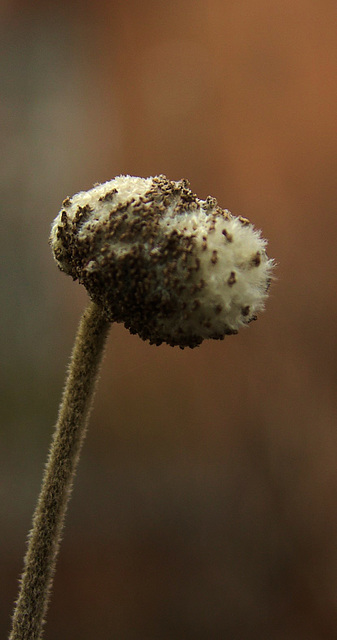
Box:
[1,1,337,638]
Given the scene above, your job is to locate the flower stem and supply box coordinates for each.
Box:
[9,301,110,640]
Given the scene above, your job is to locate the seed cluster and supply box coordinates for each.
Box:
[50,175,274,348]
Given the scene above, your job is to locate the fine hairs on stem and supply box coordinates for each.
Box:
[9,302,110,640]
[9,175,274,639]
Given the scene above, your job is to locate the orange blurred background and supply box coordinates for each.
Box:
[1,1,337,638]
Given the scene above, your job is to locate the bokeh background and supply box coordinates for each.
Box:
[1,1,337,638]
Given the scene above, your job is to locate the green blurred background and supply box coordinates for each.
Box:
[1,1,337,638]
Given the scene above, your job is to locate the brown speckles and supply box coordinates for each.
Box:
[242,305,250,317]
[220,209,231,220]
[204,195,218,210]
[180,178,190,190]
[53,247,62,260]
[62,197,72,207]
[222,228,233,242]
[119,232,130,242]
[74,204,93,229]
[208,219,216,233]
[238,216,250,226]
[56,225,65,240]
[225,328,238,335]
[99,188,118,202]
[251,251,261,267]
[227,271,236,286]
[215,304,222,314]
[211,250,218,264]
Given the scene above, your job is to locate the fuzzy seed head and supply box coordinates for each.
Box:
[50,175,274,348]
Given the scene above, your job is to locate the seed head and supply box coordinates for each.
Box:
[50,175,274,348]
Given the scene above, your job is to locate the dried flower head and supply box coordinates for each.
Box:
[50,175,274,348]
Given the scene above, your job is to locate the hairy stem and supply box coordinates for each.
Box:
[9,302,110,640]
